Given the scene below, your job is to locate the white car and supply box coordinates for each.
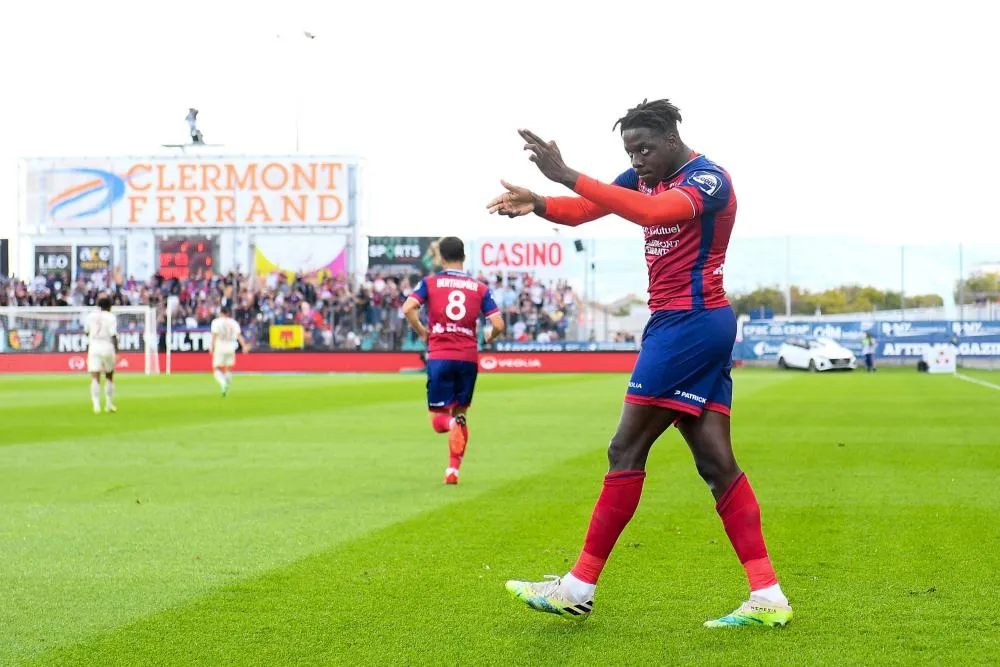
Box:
[777,336,857,372]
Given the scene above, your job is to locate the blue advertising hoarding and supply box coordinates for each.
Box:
[738,319,1000,360]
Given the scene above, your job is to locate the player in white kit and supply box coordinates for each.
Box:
[210,305,248,396]
[84,295,118,414]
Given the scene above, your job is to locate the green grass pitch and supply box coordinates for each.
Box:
[1,368,999,665]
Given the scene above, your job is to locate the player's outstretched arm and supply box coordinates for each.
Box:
[573,176,697,227]
[518,128,698,227]
[487,181,608,227]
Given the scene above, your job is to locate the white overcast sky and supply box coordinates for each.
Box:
[1,0,998,250]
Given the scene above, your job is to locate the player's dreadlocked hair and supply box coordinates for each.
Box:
[613,99,683,136]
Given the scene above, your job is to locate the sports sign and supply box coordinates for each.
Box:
[367,236,440,275]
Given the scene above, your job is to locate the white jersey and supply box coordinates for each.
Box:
[211,317,241,354]
[84,311,118,350]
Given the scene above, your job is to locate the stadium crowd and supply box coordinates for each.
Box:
[1,269,580,351]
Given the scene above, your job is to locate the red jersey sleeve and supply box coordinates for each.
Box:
[573,176,698,227]
[541,169,638,227]
[480,284,500,317]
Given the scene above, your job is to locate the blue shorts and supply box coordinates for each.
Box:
[625,306,736,417]
[426,359,478,412]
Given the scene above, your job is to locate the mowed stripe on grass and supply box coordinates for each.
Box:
[3,369,998,664]
[1,372,647,662]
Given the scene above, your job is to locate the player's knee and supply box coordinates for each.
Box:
[607,433,641,469]
[693,453,739,490]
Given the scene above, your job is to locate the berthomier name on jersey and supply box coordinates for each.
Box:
[435,277,480,291]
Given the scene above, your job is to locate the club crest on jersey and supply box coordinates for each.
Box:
[689,171,722,196]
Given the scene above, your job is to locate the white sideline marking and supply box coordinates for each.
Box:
[955,373,1000,392]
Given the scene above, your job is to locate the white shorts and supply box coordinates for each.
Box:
[88,347,116,374]
[213,351,236,368]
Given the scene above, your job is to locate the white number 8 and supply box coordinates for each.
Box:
[445,290,467,321]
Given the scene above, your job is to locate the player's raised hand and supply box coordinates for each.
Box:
[518,129,579,188]
[487,180,540,217]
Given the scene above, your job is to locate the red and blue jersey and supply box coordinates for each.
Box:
[542,153,736,312]
[410,270,499,363]
[611,155,735,311]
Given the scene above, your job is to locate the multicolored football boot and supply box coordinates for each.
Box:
[704,597,793,628]
[505,576,593,621]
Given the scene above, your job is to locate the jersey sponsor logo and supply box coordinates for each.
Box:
[689,171,722,196]
[673,389,707,404]
[430,322,475,337]
[628,381,643,390]
[645,239,681,256]
[444,323,474,337]
[644,225,681,237]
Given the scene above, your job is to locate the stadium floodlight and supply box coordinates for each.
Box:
[186,108,204,145]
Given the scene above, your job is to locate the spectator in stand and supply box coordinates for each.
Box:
[3,267,582,351]
[295,301,326,348]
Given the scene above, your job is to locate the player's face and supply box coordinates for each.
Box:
[622,127,677,186]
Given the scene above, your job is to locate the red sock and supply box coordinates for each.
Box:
[717,472,778,591]
[449,420,469,470]
[430,413,451,433]
[570,470,646,584]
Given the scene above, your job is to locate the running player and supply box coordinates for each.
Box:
[402,237,505,485]
[487,99,792,627]
[210,305,248,397]
[84,295,118,414]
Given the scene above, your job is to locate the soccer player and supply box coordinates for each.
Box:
[210,305,248,397]
[487,99,792,627]
[402,237,505,485]
[84,295,118,414]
